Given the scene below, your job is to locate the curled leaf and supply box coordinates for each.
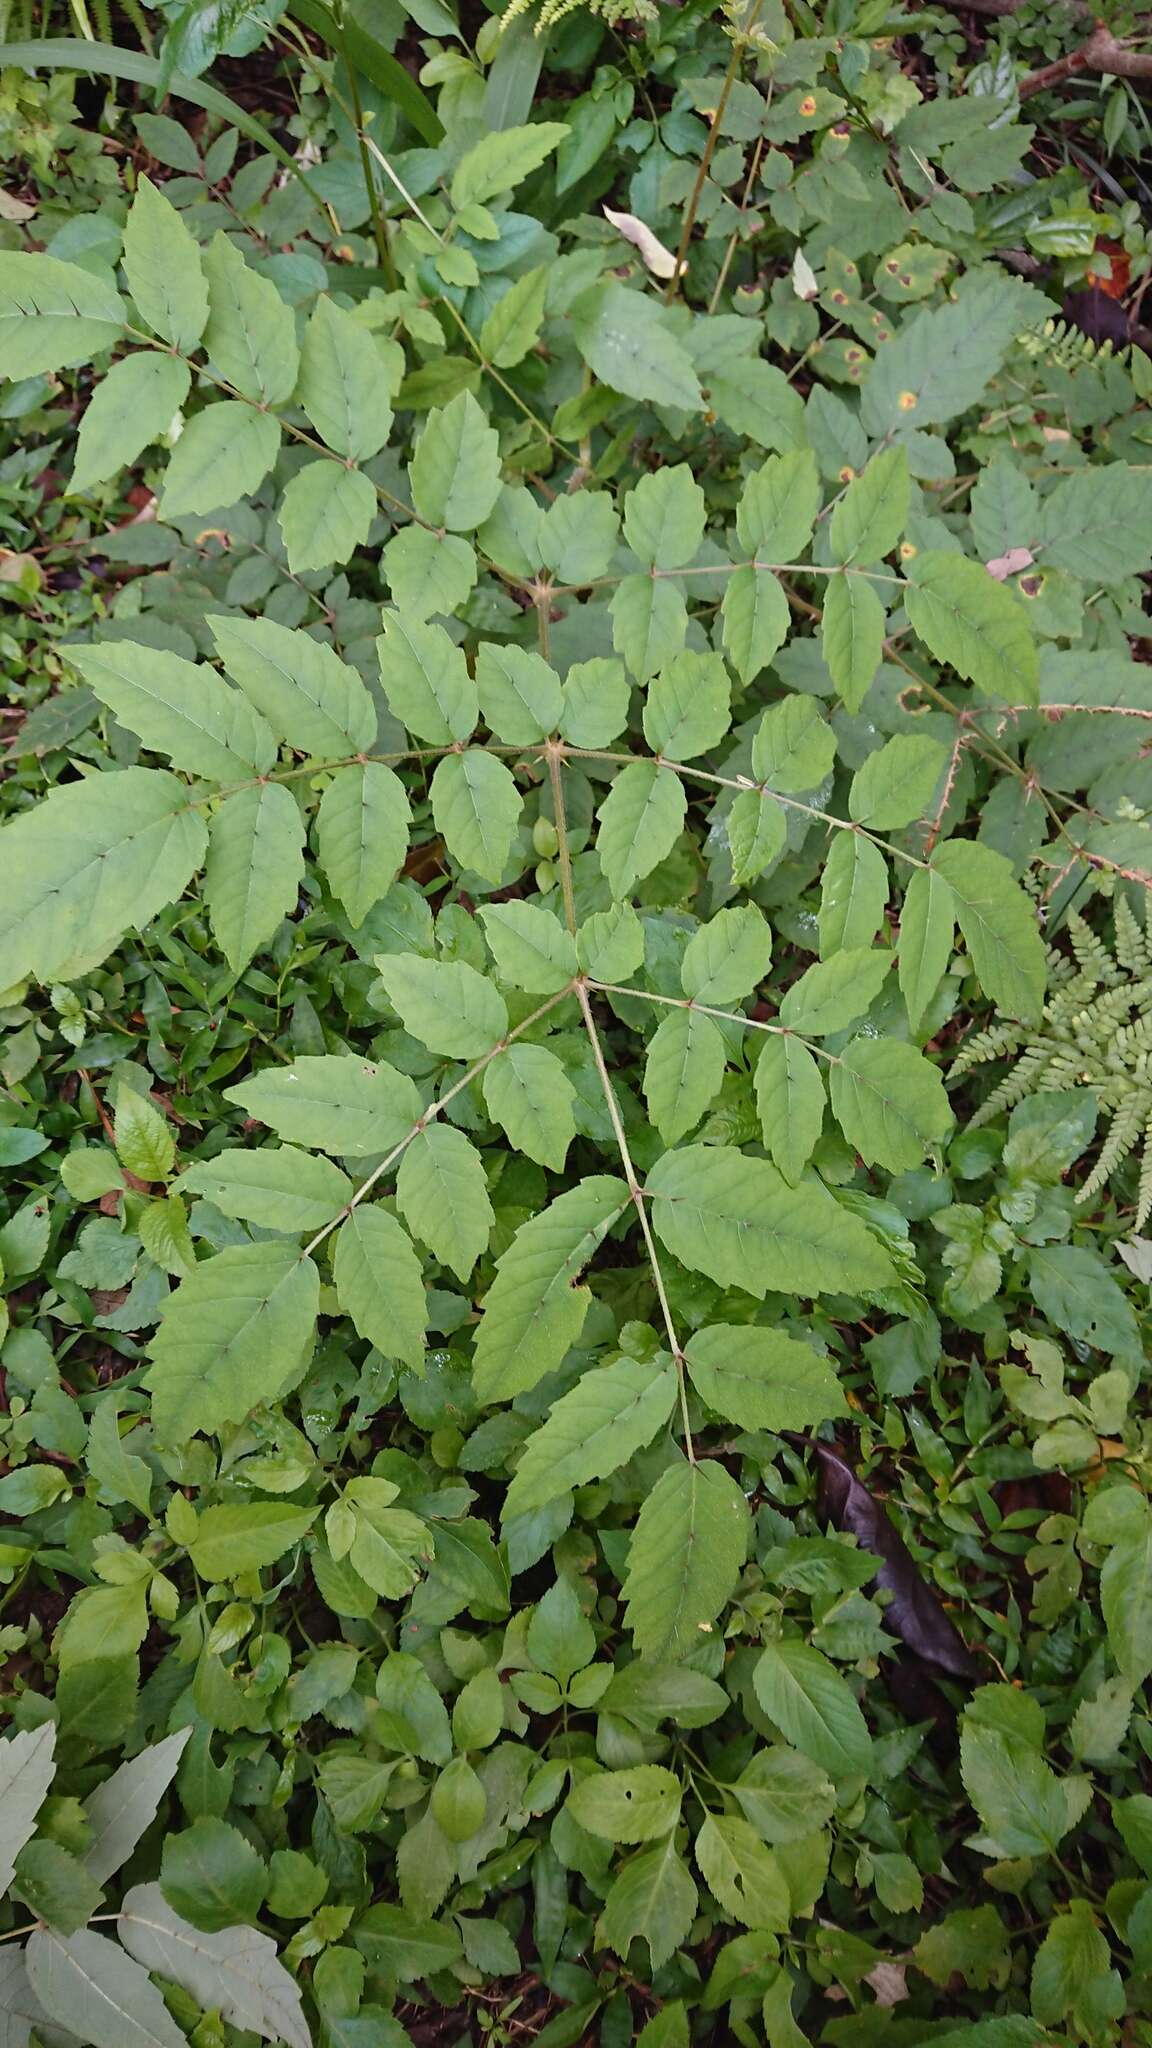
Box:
[602,207,682,280]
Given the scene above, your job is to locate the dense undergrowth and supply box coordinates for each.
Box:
[1,0,1152,2042]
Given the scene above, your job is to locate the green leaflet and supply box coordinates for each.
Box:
[68,641,277,781]
[483,1044,576,1169]
[122,175,207,352]
[821,571,885,712]
[755,1035,825,1185]
[646,1144,893,1297]
[0,769,206,989]
[159,402,280,518]
[334,1206,426,1368]
[316,762,412,927]
[643,651,730,761]
[225,1054,420,1156]
[0,250,123,377]
[623,1460,750,1661]
[146,1242,319,1440]
[929,840,1045,1023]
[431,749,522,882]
[623,465,706,569]
[210,615,377,757]
[683,1324,846,1432]
[818,833,888,956]
[395,1125,493,1282]
[202,231,298,405]
[377,612,477,745]
[778,947,891,1035]
[297,297,394,462]
[278,461,376,575]
[829,445,909,565]
[409,391,503,533]
[682,905,771,1004]
[72,354,191,495]
[597,761,686,898]
[643,1007,726,1144]
[751,697,835,792]
[204,783,306,976]
[472,1176,630,1402]
[480,901,578,992]
[752,1640,873,1777]
[828,1038,953,1172]
[475,642,563,744]
[735,449,820,559]
[898,865,955,1031]
[569,1766,681,1844]
[503,1354,677,1517]
[720,565,791,685]
[375,955,507,1058]
[178,1144,352,1234]
[849,734,947,829]
[904,552,1039,707]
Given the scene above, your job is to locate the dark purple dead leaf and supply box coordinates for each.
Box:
[810,1442,979,1682]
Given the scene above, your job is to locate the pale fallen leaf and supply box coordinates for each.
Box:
[865,1961,909,2008]
[792,248,819,300]
[0,191,35,223]
[603,207,682,280]
[985,546,1034,581]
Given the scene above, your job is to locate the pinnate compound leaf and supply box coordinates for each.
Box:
[646,1145,893,1297]
[120,1882,311,2048]
[472,1176,629,1402]
[904,551,1039,707]
[377,612,477,745]
[334,1207,427,1368]
[0,249,123,378]
[644,1007,725,1144]
[72,352,191,494]
[0,768,206,990]
[279,459,376,574]
[376,955,507,1058]
[623,1460,750,1661]
[929,839,1044,1022]
[122,173,207,350]
[0,1724,56,1895]
[83,1730,191,1886]
[68,639,277,780]
[160,402,280,518]
[755,1035,825,1185]
[849,733,947,829]
[410,390,502,532]
[483,1043,576,1170]
[684,1324,846,1433]
[211,614,376,756]
[899,864,955,1031]
[396,1125,493,1282]
[752,1640,873,1777]
[830,1037,953,1172]
[226,1053,419,1157]
[480,901,577,992]
[568,1766,681,1843]
[598,1836,698,1973]
[145,1242,319,1441]
[297,295,394,461]
[598,761,686,898]
[204,783,306,976]
[821,570,885,713]
[317,761,411,927]
[503,1354,676,1517]
[25,1927,186,2048]
[431,749,522,883]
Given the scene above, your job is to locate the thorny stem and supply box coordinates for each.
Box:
[298,985,576,1261]
[665,0,763,301]
[546,740,578,935]
[576,983,695,1462]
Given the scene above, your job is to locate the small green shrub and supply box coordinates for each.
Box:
[1,7,1152,2044]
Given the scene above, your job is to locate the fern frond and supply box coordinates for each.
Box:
[1079,1093,1143,1203]
[1137,1114,1152,1231]
[1114,894,1151,975]
[951,1019,1025,1079]
[1016,316,1127,372]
